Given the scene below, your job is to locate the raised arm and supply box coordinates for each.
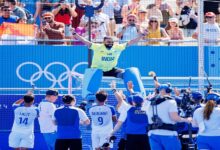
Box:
[127,30,148,47]
[126,34,144,47]
[73,32,93,47]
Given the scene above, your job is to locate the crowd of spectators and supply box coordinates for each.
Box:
[0,0,219,45]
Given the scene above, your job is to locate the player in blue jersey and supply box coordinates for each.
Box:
[9,94,39,149]
[53,95,90,150]
[88,90,117,150]
[111,92,150,150]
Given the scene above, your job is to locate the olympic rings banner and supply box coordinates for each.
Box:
[0,45,200,88]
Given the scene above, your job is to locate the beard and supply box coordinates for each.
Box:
[47,19,53,24]
[105,44,113,49]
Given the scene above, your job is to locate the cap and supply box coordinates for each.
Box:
[132,94,144,104]
[46,89,59,96]
[127,14,138,20]
[169,17,178,24]
[149,16,159,21]
[205,12,216,17]
[158,84,172,93]
[206,93,220,102]
[191,91,203,101]
[138,7,147,13]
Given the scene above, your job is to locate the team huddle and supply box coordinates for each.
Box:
[8,80,220,150]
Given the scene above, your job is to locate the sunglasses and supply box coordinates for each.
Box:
[128,19,135,22]
[44,17,51,20]
[206,16,214,19]
[150,20,158,23]
[3,9,10,12]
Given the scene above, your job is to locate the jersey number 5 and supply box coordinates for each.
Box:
[19,117,28,125]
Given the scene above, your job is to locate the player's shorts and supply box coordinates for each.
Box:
[91,132,110,149]
[9,132,34,148]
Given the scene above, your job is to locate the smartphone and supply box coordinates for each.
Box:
[42,19,47,26]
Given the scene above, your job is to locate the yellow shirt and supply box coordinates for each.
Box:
[145,28,161,45]
[90,43,127,72]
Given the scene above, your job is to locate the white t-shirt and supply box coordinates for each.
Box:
[11,104,38,134]
[118,26,139,43]
[193,106,220,136]
[89,104,116,133]
[38,100,57,133]
[144,99,178,136]
[195,22,220,43]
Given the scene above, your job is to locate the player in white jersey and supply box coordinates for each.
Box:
[88,90,117,150]
[38,89,58,150]
[9,94,39,149]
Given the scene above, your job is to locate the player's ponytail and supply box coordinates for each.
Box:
[203,100,215,120]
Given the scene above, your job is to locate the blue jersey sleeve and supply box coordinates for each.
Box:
[35,108,40,117]
[109,106,116,116]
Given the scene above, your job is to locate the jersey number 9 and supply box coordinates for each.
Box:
[98,117,103,125]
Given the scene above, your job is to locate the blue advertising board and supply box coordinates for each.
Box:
[0,46,199,89]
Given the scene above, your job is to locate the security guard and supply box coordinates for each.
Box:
[193,93,220,150]
[145,84,191,150]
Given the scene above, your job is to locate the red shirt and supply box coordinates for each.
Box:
[55,13,71,25]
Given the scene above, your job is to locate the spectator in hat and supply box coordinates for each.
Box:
[0,5,17,25]
[165,17,184,45]
[192,12,220,45]
[53,95,90,150]
[38,12,65,45]
[117,14,141,44]
[193,93,220,150]
[38,89,59,150]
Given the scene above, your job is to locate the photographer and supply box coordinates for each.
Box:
[146,84,192,150]
[117,14,141,44]
[39,12,65,45]
[192,93,220,150]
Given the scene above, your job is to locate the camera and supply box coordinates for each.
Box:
[42,19,47,26]
[179,89,194,118]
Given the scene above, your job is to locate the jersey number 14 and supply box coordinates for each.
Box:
[19,117,28,125]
